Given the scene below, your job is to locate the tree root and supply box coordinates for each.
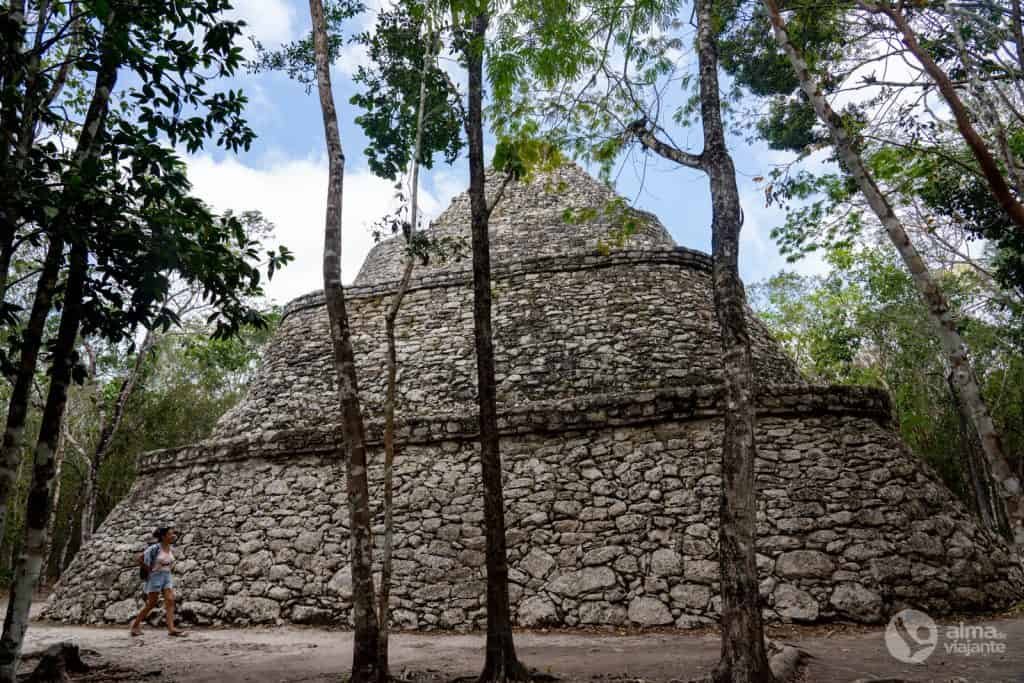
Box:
[449,668,558,683]
[24,641,90,682]
[682,641,808,683]
[766,640,807,683]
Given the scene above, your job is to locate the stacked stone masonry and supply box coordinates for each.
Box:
[45,165,1023,629]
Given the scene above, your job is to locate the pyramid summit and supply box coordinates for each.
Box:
[354,163,677,286]
[46,165,1022,629]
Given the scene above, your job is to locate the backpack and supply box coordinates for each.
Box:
[137,544,159,581]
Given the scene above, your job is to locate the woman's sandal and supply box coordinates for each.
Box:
[130,627,143,637]
[167,630,188,637]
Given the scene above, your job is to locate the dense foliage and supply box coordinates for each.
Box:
[45,317,277,581]
[752,246,1024,503]
[0,10,291,670]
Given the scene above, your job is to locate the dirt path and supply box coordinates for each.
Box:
[15,614,1024,682]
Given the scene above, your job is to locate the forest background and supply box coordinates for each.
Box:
[0,0,1020,599]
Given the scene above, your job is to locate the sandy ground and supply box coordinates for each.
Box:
[13,610,1024,682]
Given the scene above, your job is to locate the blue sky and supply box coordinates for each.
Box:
[184,0,825,305]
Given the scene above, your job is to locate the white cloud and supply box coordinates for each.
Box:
[738,187,828,284]
[185,152,441,305]
[332,0,393,77]
[334,42,373,78]
[429,168,465,208]
[229,0,300,52]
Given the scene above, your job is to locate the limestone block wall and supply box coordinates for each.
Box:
[213,251,801,441]
[44,386,1023,629]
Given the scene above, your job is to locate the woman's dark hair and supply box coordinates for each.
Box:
[153,526,172,541]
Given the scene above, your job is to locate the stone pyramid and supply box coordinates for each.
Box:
[45,164,1023,629]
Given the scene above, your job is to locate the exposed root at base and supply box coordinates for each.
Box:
[23,642,89,682]
[767,640,808,682]
[449,667,558,683]
[18,642,161,682]
[676,640,808,683]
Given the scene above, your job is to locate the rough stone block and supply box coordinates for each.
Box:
[627,596,673,626]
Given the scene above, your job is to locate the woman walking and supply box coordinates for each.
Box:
[130,526,187,637]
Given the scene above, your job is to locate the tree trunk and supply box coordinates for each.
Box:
[948,373,1010,537]
[0,1,76,301]
[378,15,433,680]
[24,641,90,683]
[0,453,23,575]
[307,1,380,680]
[0,518,11,574]
[863,1,1024,232]
[79,460,97,548]
[764,0,1023,546]
[41,433,66,583]
[0,236,87,683]
[1012,0,1024,75]
[378,257,413,683]
[0,2,27,168]
[80,329,153,545]
[0,1,27,295]
[694,1,775,681]
[462,11,530,682]
[0,26,118,551]
[0,235,63,548]
[57,498,78,577]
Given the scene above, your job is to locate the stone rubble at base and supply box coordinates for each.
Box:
[43,165,1024,630]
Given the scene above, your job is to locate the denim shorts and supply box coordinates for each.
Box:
[145,571,173,594]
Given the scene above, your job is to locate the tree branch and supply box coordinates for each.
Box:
[863,0,1024,232]
[486,170,514,218]
[627,119,704,170]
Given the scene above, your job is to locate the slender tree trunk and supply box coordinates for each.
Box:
[0,236,87,683]
[0,454,26,574]
[57,507,75,576]
[377,14,433,679]
[764,0,1023,546]
[0,533,10,575]
[462,11,529,682]
[56,462,84,578]
[0,2,27,162]
[691,1,775,681]
[0,235,64,547]
[79,460,97,547]
[0,241,14,302]
[0,0,75,300]
[307,1,380,680]
[55,484,82,578]
[0,20,118,549]
[862,1,1024,232]
[1012,0,1024,76]
[0,1,27,287]
[378,279,406,681]
[948,373,1010,537]
[80,330,153,545]
[41,433,66,582]
[378,258,413,683]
